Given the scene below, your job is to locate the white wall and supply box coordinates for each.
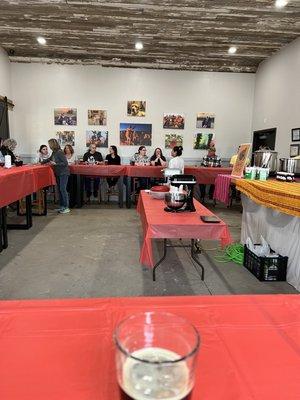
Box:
[10,63,255,161]
[0,47,11,98]
[252,38,300,158]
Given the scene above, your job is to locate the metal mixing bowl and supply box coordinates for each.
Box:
[164,192,187,210]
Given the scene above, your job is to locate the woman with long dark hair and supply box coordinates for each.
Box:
[106,145,121,190]
[150,147,167,167]
[43,138,70,214]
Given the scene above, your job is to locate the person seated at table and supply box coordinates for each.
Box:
[83,144,103,202]
[64,144,75,165]
[200,145,222,202]
[150,147,167,167]
[168,145,184,173]
[0,138,18,164]
[130,146,150,166]
[130,146,150,192]
[105,145,121,192]
[37,144,50,163]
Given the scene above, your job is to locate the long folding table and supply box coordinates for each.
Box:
[0,165,56,251]
[0,294,299,400]
[137,190,232,280]
[69,164,126,208]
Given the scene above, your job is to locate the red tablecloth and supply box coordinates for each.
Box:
[185,166,232,184]
[69,164,126,177]
[126,165,163,178]
[0,294,299,400]
[137,191,232,267]
[213,174,233,206]
[0,165,56,208]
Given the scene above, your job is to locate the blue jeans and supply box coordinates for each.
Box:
[85,177,100,197]
[57,174,69,208]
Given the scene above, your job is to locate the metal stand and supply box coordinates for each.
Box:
[152,239,205,281]
[7,195,32,230]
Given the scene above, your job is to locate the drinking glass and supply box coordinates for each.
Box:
[114,312,200,400]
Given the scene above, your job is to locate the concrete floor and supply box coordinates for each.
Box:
[0,201,297,299]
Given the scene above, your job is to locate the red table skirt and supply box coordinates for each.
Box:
[0,165,56,208]
[69,164,126,177]
[69,165,232,184]
[0,294,299,400]
[137,191,232,267]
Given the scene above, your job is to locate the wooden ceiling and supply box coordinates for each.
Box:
[0,0,299,73]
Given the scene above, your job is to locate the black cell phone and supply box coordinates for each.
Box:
[200,215,220,223]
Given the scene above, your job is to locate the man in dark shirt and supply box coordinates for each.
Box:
[200,148,222,202]
[83,144,103,202]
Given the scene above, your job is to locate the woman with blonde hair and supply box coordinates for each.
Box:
[43,138,70,214]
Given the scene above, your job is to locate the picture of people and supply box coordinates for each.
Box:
[86,130,108,148]
[231,143,251,178]
[196,113,215,129]
[54,108,77,126]
[163,113,185,129]
[56,131,75,147]
[165,133,183,149]
[193,133,214,150]
[120,123,152,146]
[127,101,146,117]
[88,110,107,125]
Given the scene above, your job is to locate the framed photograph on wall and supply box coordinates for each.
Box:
[193,132,214,150]
[290,144,299,157]
[88,110,107,125]
[163,114,185,129]
[54,108,77,126]
[165,133,183,149]
[127,101,146,117]
[291,128,300,142]
[196,112,215,129]
[56,131,75,147]
[120,123,152,146]
[86,130,108,148]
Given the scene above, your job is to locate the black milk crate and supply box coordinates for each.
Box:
[243,245,288,282]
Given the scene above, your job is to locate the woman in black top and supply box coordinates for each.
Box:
[150,148,167,167]
[105,145,121,190]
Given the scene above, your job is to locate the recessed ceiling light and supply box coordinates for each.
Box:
[228,46,237,54]
[135,41,143,51]
[275,0,288,8]
[37,36,46,45]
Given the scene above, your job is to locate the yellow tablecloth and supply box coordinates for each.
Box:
[236,179,300,217]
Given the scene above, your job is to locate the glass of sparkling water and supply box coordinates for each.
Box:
[114,312,200,400]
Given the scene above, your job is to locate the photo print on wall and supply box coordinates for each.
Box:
[56,131,75,147]
[196,113,215,129]
[163,113,185,129]
[127,101,146,117]
[88,110,107,125]
[120,123,152,146]
[193,133,214,150]
[86,130,108,148]
[165,133,183,149]
[54,108,77,126]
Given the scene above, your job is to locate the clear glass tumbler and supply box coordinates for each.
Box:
[114,311,200,400]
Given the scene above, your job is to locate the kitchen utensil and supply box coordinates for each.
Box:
[279,158,300,175]
[164,192,187,211]
[254,150,278,173]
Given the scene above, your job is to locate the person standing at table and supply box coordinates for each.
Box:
[64,144,75,165]
[83,143,103,202]
[105,145,121,192]
[200,146,222,202]
[43,138,70,214]
[168,146,184,173]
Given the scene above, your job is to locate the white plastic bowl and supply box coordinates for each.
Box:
[149,191,168,200]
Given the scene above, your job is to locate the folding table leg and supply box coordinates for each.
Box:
[76,174,83,208]
[152,239,167,281]
[7,195,32,230]
[1,207,8,248]
[125,176,132,209]
[191,239,205,280]
[117,177,124,208]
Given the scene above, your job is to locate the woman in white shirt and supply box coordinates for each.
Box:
[168,146,184,173]
[64,144,75,164]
